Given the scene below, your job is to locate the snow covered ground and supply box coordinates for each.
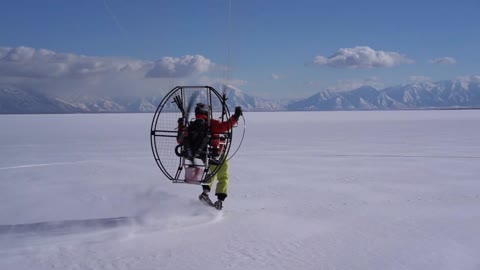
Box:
[1,110,479,270]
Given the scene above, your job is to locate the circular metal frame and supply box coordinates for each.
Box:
[150,86,233,184]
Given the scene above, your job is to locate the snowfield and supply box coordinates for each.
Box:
[1,111,479,270]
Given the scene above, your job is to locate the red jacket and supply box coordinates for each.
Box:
[177,114,238,150]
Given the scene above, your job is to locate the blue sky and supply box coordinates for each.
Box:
[1,0,479,98]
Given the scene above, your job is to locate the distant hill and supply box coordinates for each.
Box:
[2,77,480,114]
[0,87,83,114]
[287,77,480,111]
[0,85,283,114]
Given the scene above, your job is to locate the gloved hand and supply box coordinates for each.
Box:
[177,117,184,125]
[213,200,223,210]
[233,106,243,120]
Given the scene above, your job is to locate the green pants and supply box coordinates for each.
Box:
[203,159,229,200]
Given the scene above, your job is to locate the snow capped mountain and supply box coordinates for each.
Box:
[1,77,480,114]
[339,86,380,110]
[383,78,480,109]
[0,86,82,114]
[287,89,340,111]
[0,84,285,114]
[111,96,160,112]
[288,77,480,111]
[223,84,285,111]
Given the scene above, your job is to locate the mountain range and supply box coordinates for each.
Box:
[1,77,480,114]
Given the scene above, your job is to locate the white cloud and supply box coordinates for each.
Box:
[455,75,480,84]
[197,76,248,90]
[472,75,480,83]
[0,46,217,97]
[145,55,213,78]
[429,57,456,65]
[0,46,149,79]
[0,46,214,80]
[226,79,248,87]
[271,73,280,80]
[311,46,413,69]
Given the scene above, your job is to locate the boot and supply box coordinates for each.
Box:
[198,192,214,206]
[213,200,223,210]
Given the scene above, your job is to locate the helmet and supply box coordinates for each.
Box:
[195,103,209,116]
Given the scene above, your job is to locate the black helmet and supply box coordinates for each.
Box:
[195,103,209,116]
